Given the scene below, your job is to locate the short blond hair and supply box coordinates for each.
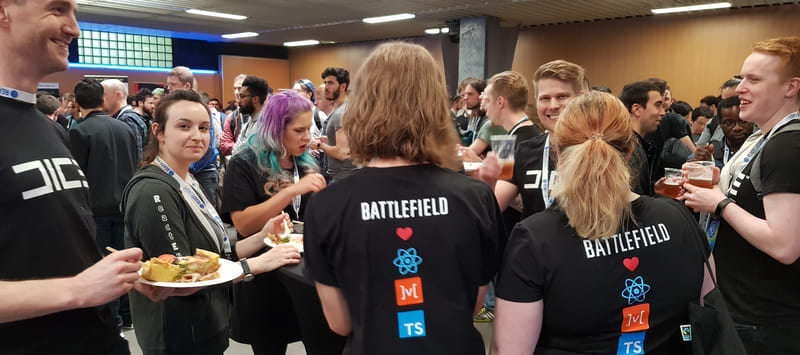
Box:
[488,71,529,111]
[168,66,196,90]
[534,60,589,97]
[344,42,458,167]
[552,92,635,239]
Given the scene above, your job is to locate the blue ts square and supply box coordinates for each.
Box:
[397,310,426,339]
[617,331,646,355]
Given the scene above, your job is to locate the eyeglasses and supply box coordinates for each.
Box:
[720,119,753,128]
[239,94,253,100]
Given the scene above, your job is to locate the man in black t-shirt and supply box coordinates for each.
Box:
[0,1,165,353]
[480,60,588,219]
[620,81,666,196]
[682,36,800,354]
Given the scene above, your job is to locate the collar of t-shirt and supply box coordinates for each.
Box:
[114,105,133,119]
[0,87,36,104]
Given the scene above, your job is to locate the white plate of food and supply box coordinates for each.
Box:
[264,233,304,253]
[463,162,483,172]
[137,249,243,288]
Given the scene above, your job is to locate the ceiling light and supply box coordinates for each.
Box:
[221,32,258,39]
[362,13,415,24]
[440,27,450,34]
[284,40,320,47]
[424,28,440,35]
[186,9,247,20]
[651,2,731,14]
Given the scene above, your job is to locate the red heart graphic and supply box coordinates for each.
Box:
[623,257,639,272]
[396,227,413,241]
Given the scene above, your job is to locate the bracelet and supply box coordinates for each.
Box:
[715,197,735,217]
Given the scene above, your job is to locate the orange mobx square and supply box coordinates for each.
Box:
[394,277,424,306]
[621,303,650,333]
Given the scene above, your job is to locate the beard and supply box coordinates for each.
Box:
[240,102,255,115]
[327,89,341,102]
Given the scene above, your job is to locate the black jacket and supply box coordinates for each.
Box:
[122,165,232,354]
[69,110,137,216]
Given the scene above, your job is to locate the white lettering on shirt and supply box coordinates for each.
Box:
[360,197,449,221]
[582,223,672,259]
[12,158,89,200]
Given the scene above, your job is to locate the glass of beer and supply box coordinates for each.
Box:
[660,168,684,198]
[682,161,714,188]
[491,135,516,180]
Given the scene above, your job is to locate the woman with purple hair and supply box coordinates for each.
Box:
[221,90,327,354]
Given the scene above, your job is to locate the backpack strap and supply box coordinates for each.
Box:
[313,108,322,131]
[750,121,800,193]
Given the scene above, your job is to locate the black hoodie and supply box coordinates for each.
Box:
[122,165,232,354]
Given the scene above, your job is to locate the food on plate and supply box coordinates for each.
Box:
[140,248,221,283]
[266,232,303,246]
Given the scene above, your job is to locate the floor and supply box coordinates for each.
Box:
[124,322,494,354]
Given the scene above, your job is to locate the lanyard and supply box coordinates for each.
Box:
[467,115,480,133]
[727,112,800,194]
[292,158,301,218]
[508,116,529,136]
[742,112,799,164]
[541,133,554,208]
[0,87,35,104]
[154,157,231,256]
[723,141,730,166]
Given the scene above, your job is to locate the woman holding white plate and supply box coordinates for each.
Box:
[122,90,300,355]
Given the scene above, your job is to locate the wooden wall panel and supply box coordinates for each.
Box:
[512,6,800,118]
[220,55,290,105]
[41,68,221,100]
[288,36,445,91]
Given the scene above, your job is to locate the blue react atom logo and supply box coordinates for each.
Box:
[393,248,423,275]
[621,276,651,305]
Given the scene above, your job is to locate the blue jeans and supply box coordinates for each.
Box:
[484,281,496,310]
[194,168,219,207]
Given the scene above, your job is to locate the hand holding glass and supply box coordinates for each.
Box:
[490,135,516,180]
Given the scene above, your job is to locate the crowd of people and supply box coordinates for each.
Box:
[1,1,799,355]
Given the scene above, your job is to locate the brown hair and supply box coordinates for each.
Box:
[552,92,635,239]
[753,36,800,81]
[533,59,589,97]
[344,42,459,167]
[141,90,210,166]
[488,70,529,111]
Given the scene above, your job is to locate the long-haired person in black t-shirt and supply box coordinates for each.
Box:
[221,90,326,354]
[492,92,714,355]
[123,90,301,354]
[304,42,503,355]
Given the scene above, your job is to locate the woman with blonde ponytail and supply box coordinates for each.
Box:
[491,92,714,355]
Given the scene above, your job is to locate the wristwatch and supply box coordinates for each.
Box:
[240,258,254,282]
[715,198,735,217]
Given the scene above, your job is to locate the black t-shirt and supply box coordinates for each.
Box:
[220,147,306,344]
[513,124,541,146]
[645,113,689,155]
[305,164,503,355]
[497,196,707,354]
[510,133,555,218]
[222,148,310,223]
[0,97,118,353]
[716,131,800,325]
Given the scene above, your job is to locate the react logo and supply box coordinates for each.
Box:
[621,276,651,305]
[393,248,423,275]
